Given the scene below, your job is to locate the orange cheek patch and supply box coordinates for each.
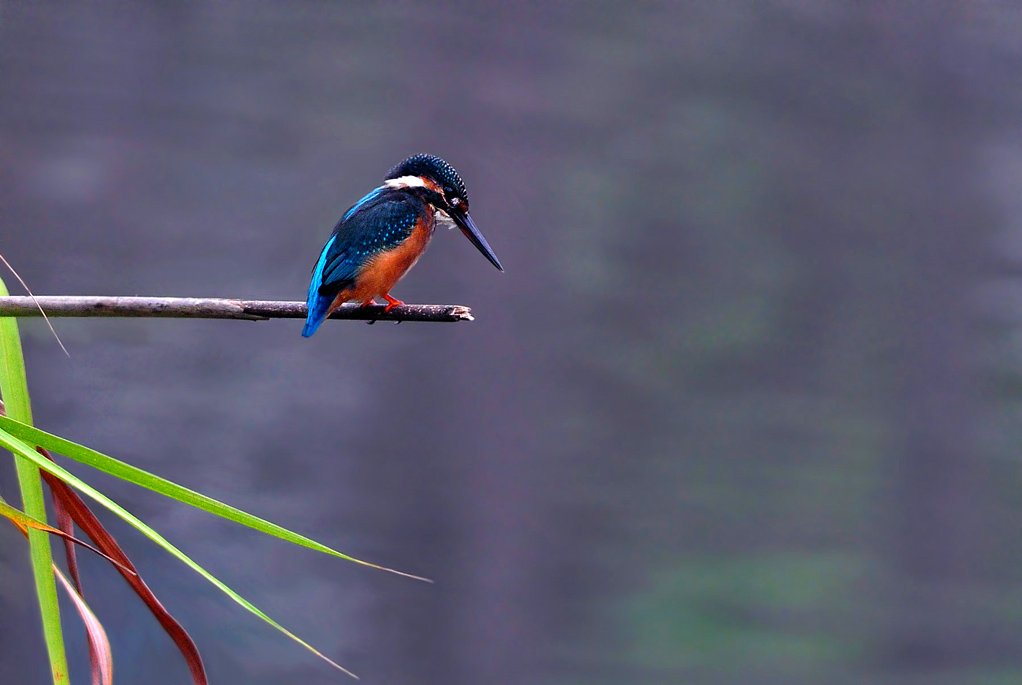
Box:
[420,177,444,194]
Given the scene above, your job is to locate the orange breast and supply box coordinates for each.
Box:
[347,212,435,303]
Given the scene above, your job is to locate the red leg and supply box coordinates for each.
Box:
[382,293,404,313]
[360,299,378,308]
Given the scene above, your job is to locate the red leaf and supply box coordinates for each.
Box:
[48,468,98,682]
[54,565,113,685]
[39,454,208,685]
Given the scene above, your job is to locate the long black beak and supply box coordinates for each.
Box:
[451,208,504,272]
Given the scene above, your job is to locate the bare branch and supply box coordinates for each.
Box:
[0,297,473,323]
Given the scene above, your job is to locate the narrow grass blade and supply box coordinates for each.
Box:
[5,488,132,684]
[54,565,113,685]
[0,252,69,356]
[0,416,429,583]
[0,426,358,679]
[52,475,84,592]
[0,498,135,575]
[39,463,208,685]
[0,275,69,684]
[0,497,75,536]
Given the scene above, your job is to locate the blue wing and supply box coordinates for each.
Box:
[303,189,421,337]
[339,186,386,223]
[318,197,420,292]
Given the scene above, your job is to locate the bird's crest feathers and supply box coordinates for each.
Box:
[386,154,467,203]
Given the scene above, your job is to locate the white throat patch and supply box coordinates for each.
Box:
[435,208,457,230]
[385,175,427,189]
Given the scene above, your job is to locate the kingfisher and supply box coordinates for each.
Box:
[302,154,503,337]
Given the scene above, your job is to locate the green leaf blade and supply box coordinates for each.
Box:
[0,425,358,679]
[0,274,69,685]
[0,416,429,582]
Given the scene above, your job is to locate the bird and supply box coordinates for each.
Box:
[302,154,503,337]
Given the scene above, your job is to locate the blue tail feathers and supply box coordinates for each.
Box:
[303,235,337,338]
[302,293,332,337]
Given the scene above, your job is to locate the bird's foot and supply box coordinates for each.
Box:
[383,295,404,313]
[359,299,380,324]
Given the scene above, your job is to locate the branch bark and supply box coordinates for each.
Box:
[0,296,473,323]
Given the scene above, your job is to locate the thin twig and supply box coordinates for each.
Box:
[0,297,473,323]
[0,254,70,356]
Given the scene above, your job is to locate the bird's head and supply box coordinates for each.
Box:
[385,154,503,272]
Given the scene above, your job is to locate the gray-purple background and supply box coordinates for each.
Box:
[3,2,1022,683]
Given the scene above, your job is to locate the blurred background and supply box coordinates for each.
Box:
[2,1,1022,683]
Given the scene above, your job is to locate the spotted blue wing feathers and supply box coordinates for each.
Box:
[302,189,421,337]
[319,198,419,292]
